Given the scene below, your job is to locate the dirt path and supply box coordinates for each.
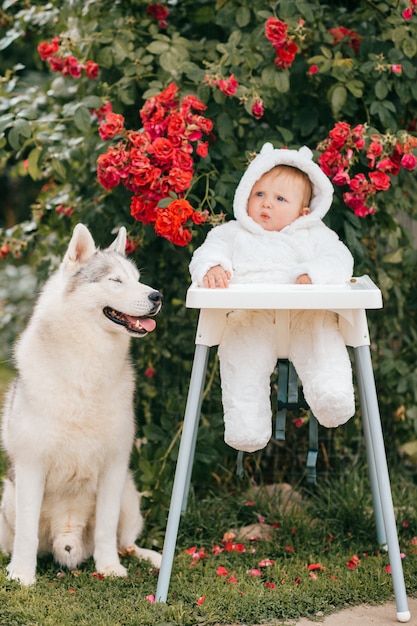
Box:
[223,597,417,626]
[293,597,417,625]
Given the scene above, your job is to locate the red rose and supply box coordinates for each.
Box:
[130,196,158,225]
[217,74,238,96]
[85,60,99,79]
[252,99,264,119]
[37,37,60,61]
[329,122,351,148]
[99,113,125,140]
[401,153,417,170]
[63,55,82,78]
[167,167,193,193]
[369,171,391,190]
[265,17,288,47]
[97,164,121,190]
[196,141,209,158]
[150,137,175,163]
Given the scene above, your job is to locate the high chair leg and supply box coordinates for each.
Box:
[354,345,410,623]
[156,344,209,603]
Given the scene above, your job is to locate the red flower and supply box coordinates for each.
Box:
[308,65,319,75]
[99,113,125,140]
[62,55,82,78]
[346,554,360,570]
[150,137,175,163]
[217,74,238,96]
[146,2,169,28]
[130,196,158,225]
[216,566,229,577]
[167,167,193,193]
[265,17,288,47]
[329,121,352,148]
[49,56,65,72]
[402,7,414,20]
[97,83,213,245]
[196,141,209,158]
[376,157,400,175]
[85,60,99,79]
[274,40,298,69]
[369,171,391,191]
[329,26,361,53]
[37,37,60,61]
[252,99,264,119]
[401,153,417,170]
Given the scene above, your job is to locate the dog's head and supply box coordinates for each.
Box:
[62,224,162,337]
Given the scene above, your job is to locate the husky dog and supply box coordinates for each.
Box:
[0,224,163,585]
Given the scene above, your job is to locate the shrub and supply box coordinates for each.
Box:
[1,0,417,517]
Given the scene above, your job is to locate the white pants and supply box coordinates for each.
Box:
[218,309,355,453]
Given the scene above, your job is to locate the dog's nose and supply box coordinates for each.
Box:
[149,291,163,308]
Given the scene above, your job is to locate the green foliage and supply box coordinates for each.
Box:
[0,470,416,624]
[1,0,417,514]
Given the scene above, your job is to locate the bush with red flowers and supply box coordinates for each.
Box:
[96,83,210,245]
[1,0,417,509]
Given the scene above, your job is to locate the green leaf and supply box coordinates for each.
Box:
[8,126,21,150]
[112,38,130,64]
[81,95,103,109]
[15,118,31,138]
[0,114,14,134]
[74,106,92,133]
[96,46,113,68]
[346,79,364,98]
[274,71,290,93]
[275,125,294,143]
[236,6,251,27]
[51,157,67,181]
[147,41,170,55]
[27,148,41,181]
[402,36,417,59]
[375,79,389,100]
[329,84,347,116]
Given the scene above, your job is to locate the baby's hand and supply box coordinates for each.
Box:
[203,265,231,288]
[296,274,312,284]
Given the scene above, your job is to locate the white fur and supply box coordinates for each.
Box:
[0,224,162,585]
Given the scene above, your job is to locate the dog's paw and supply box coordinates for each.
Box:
[97,562,128,578]
[6,563,36,586]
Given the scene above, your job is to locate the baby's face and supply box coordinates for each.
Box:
[247,169,309,231]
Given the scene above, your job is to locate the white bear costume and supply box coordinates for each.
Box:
[189,143,355,453]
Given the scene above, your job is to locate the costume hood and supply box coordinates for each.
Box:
[233,143,334,233]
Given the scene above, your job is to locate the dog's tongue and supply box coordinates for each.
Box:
[138,317,156,332]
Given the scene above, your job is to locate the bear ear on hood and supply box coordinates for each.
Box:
[233,143,334,230]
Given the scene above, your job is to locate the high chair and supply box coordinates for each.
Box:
[155,276,410,623]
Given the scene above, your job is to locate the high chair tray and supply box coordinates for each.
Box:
[186,275,382,311]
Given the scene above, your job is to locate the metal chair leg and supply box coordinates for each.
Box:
[354,345,410,623]
[156,344,209,603]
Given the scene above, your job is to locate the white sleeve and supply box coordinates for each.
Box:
[294,224,354,284]
[189,222,237,286]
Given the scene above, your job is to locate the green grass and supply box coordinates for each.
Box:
[0,470,416,626]
[0,361,415,624]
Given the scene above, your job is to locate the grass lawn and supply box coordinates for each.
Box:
[0,468,415,625]
[0,361,416,624]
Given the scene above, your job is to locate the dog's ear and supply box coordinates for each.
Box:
[63,224,96,269]
[108,226,127,256]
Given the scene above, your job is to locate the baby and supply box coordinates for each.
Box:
[189,143,355,453]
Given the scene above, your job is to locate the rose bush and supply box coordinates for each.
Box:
[1,0,417,520]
